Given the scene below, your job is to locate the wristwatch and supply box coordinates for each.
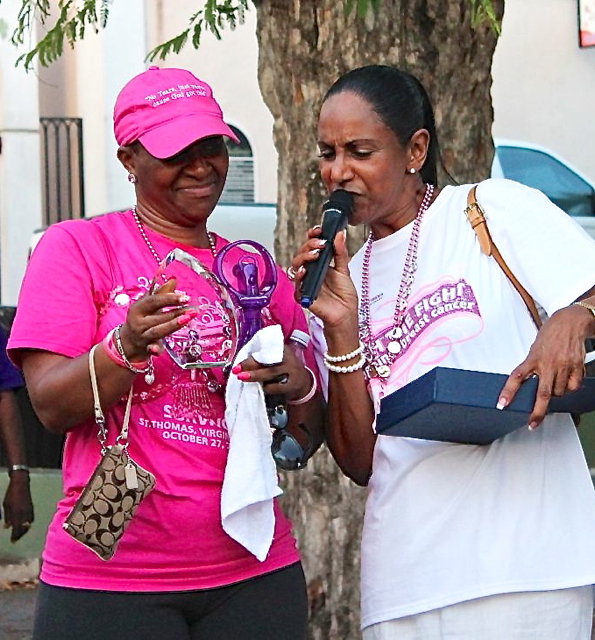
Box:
[8,464,29,476]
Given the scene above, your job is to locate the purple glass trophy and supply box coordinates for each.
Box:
[214,240,313,470]
[212,240,277,348]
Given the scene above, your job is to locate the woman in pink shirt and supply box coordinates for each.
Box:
[9,67,324,640]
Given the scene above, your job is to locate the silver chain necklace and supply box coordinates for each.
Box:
[131,206,222,394]
[131,207,217,264]
[360,183,435,380]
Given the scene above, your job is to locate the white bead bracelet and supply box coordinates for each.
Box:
[324,341,365,363]
[324,353,367,374]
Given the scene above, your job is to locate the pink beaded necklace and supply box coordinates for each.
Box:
[360,183,435,380]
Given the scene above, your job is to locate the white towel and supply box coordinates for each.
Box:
[222,324,285,561]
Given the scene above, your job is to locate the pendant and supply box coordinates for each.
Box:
[375,364,391,378]
[144,371,155,385]
[387,341,401,354]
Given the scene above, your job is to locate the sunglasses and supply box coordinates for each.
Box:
[266,395,314,471]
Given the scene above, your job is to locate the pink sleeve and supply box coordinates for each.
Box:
[8,222,108,365]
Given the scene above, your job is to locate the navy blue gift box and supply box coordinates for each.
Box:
[376,367,595,445]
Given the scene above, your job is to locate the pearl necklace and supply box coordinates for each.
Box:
[131,207,217,264]
[359,183,435,380]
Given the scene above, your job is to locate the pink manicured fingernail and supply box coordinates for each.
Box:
[316,239,327,248]
[232,365,242,374]
[177,312,197,326]
[528,422,538,431]
[237,372,251,381]
[496,397,508,410]
[148,344,160,354]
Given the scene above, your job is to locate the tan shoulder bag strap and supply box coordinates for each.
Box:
[465,186,542,329]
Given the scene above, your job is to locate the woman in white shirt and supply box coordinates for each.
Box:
[290,64,595,640]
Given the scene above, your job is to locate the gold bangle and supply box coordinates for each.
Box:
[574,301,595,319]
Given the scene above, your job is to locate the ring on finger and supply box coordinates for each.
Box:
[265,373,289,385]
[286,266,297,281]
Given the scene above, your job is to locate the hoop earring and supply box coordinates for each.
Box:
[128,173,138,184]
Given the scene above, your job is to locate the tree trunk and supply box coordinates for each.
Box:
[255,2,504,637]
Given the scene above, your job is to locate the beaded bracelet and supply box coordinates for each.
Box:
[102,328,151,368]
[324,353,367,374]
[112,324,155,385]
[324,341,365,363]
[288,367,318,405]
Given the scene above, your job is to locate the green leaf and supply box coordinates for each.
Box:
[146,29,190,62]
[470,0,502,34]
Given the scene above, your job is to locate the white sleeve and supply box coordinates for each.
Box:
[476,178,595,315]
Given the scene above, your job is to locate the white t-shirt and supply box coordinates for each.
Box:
[315,179,595,629]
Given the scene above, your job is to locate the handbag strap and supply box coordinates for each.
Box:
[89,344,134,451]
[465,185,542,329]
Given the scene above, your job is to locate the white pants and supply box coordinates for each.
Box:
[362,587,594,640]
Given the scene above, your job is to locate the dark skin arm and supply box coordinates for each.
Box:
[22,274,325,463]
[498,287,595,428]
[290,229,375,486]
[21,280,192,435]
[0,388,34,541]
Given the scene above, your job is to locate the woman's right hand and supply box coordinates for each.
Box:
[118,278,197,361]
[289,227,359,328]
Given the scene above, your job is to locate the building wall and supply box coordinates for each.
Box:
[143,3,278,203]
[0,2,43,306]
[492,0,595,179]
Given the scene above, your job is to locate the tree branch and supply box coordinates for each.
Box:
[7,0,502,70]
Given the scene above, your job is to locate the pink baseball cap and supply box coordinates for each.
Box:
[114,66,239,159]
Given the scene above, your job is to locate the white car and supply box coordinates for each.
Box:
[492,139,595,240]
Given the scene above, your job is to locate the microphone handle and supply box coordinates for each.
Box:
[299,209,347,308]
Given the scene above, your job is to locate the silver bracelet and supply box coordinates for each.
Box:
[8,464,29,476]
[324,353,367,374]
[324,341,365,363]
[113,324,155,385]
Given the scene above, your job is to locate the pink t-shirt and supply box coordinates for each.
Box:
[9,210,310,591]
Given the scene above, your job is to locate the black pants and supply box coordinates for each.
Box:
[33,562,308,640]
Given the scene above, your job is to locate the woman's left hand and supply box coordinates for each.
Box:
[498,303,595,429]
[3,474,34,542]
[232,344,313,403]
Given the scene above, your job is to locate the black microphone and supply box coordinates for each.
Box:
[299,189,354,308]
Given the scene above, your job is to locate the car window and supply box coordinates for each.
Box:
[496,146,595,217]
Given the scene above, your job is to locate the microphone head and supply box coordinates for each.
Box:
[325,189,354,217]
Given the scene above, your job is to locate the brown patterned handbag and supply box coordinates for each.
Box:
[63,344,156,561]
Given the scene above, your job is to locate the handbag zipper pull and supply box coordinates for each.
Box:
[125,462,139,490]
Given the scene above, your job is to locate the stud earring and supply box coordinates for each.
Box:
[408,167,416,174]
[128,173,138,184]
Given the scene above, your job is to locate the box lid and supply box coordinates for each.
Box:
[376,367,595,445]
